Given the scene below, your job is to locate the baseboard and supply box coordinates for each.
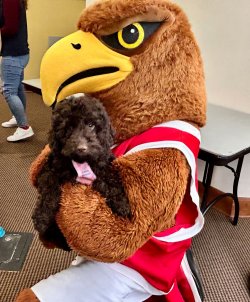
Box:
[198,182,250,218]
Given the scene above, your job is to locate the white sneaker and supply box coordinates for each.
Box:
[2,116,18,128]
[7,126,34,142]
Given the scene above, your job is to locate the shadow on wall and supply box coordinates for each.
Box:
[48,36,63,48]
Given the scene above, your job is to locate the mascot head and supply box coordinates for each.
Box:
[41,0,206,141]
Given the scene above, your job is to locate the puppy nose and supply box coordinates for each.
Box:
[77,141,88,152]
[77,146,87,152]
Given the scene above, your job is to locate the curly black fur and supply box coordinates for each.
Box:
[32,95,131,251]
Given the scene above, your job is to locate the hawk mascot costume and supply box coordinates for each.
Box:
[16,0,206,301]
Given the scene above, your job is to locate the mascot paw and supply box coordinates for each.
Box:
[15,288,39,302]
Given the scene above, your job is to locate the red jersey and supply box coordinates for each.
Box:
[111,120,204,301]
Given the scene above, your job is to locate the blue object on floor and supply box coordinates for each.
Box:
[0,227,5,238]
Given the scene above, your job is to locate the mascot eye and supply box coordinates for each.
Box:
[100,22,162,51]
[118,23,144,49]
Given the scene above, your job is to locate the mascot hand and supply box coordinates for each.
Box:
[56,148,190,262]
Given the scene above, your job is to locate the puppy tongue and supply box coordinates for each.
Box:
[72,160,96,185]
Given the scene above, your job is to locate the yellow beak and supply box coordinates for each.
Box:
[40,30,134,106]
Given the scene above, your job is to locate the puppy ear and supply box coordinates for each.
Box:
[109,124,115,146]
[100,120,115,151]
[48,112,56,149]
[48,101,68,151]
[48,128,58,151]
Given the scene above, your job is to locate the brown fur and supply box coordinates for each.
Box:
[79,0,175,35]
[56,148,189,261]
[17,0,206,300]
[15,289,39,301]
[55,0,206,258]
[79,0,206,142]
[29,144,50,187]
[32,96,131,251]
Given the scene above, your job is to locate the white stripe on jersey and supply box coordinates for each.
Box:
[123,121,203,242]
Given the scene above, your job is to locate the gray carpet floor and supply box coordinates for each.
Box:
[0,92,249,302]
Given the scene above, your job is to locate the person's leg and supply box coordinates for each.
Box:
[1,55,29,127]
[1,55,33,141]
[18,54,29,110]
[18,70,26,111]
[31,261,153,302]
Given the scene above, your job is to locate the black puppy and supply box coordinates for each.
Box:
[32,95,131,250]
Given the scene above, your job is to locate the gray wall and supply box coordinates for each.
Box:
[175,0,250,196]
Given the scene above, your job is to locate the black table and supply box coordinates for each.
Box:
[23,79,42,95]
[199,104,250,225]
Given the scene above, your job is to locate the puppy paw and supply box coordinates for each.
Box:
[107,196,132,219]
[38,234,57,249]
[32,216,51,235]
[116,203,132,219]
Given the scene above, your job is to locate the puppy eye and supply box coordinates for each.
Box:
[87,122,95,129]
